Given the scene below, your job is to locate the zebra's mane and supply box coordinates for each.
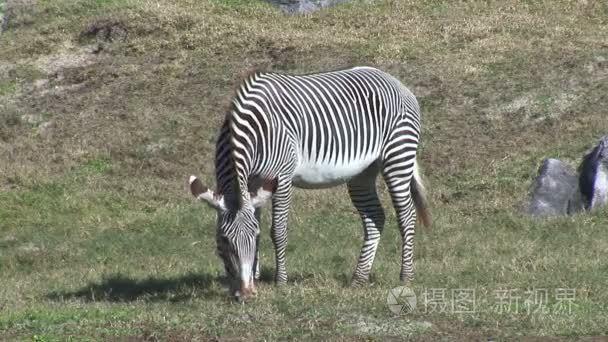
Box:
[212,122,246,210]
[215,66,268,207]
[221,65,268,120]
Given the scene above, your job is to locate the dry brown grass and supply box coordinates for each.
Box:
[1,0,608,339]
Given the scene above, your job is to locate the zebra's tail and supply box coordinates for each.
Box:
[411,159,431,228]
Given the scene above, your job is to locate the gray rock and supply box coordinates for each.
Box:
[529,158,584,217]
[0,7,7,33]
[579,135,608,210]
[268,0,352,14]
[0,0,37,34]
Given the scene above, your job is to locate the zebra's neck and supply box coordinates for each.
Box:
[217,71,278,202]
[214,117,255,208]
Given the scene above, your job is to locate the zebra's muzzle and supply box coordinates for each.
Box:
[234,280,257,302]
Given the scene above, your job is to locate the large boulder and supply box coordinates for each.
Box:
[267,0,352,14]
[528,158,585,217]
[579,135,608,210]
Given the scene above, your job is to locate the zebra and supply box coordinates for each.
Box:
[189,66,430,301]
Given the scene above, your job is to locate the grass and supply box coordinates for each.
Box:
[0,80,16,96]
[1,0,608,340]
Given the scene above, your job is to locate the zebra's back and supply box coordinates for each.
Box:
[228,66,421,188]
[240,67,418,188]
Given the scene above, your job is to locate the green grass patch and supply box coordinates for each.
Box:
[0,0,607,340]
[0,80,16,96]
[80,158,113,175]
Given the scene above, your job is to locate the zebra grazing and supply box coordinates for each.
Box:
[189,66,430,301]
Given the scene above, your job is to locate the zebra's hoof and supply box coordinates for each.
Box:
[350,278,369,288]
[399,277,414,286]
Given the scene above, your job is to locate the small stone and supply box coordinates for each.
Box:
[21,114,44,125]
[37,120,53,136]
[33,79,49,89]
[17,242,41,253]
[233,313,253,323]
[0,235,18,247]
[416,321,433,330]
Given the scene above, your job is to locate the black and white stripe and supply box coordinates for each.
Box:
[194,66,429,299]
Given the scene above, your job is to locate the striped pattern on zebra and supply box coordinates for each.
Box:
[189,66,430,301]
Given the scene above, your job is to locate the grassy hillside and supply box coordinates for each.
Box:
[1,0,608,340]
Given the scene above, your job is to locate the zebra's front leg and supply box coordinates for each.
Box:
[271,177,292,285]
[254,249,261,281]
[254,208,262,280]
[348,164,385,286]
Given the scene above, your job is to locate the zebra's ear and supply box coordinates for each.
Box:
[251,178,278,208]
[189,175,226,211]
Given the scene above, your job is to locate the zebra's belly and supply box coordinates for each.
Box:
[292,155,378,189]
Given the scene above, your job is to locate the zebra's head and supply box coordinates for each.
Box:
[188,175,276,301]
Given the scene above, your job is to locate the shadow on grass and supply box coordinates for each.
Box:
[46,272,225,302]
[258,266,275,283]
[48,267,332,303]
[259,266,320,285]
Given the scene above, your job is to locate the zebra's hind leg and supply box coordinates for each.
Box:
[381,136,418,284]
[348,163,385,287]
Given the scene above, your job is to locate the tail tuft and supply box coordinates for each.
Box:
[411,160,431,228]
